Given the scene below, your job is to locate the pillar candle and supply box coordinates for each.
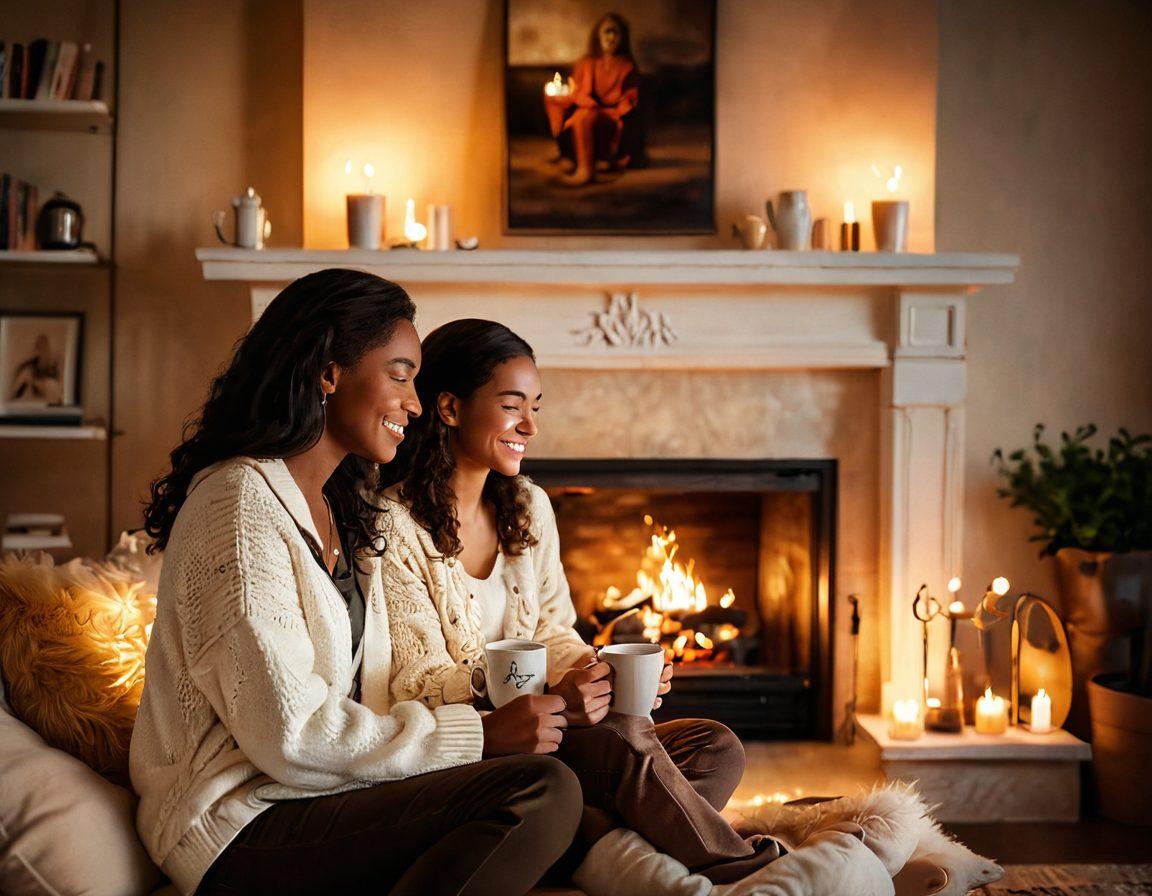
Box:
[975,687,1008,735]
[346,194,384,250]
[1029,688,1052,734]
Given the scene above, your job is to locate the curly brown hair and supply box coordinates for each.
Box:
[380,319,538,558]
[144,269,415,563]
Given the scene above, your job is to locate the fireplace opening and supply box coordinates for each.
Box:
[523,459,836,740]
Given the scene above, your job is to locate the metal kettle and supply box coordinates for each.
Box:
[36,192,84,250]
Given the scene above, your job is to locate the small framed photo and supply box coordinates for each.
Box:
[0,311,84,424]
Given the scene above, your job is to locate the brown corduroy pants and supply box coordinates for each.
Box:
[196,754,583,896]
[554,714,784,884]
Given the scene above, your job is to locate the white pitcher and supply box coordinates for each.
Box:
[765,190,812,251]
[213,187,271,250]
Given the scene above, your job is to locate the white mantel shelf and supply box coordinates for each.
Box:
[196,248,1018,288]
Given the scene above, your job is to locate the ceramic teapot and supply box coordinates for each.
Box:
[765,190,811,251]
[213,187,271,249]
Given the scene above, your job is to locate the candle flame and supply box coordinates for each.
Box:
[948,600,965,615]
[984,685,994,700]
[719,589,736,609]
[992,576,1010,596]
[344,159,353,175]
[893,698,919,723]
[947,576,962,593]
[363,163,375,178]
[843,201,856,224]
[1037,687,1047,698]
[544,71,570,97]
[871,163,904,195]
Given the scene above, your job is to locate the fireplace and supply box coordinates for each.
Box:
[524,459,836,739]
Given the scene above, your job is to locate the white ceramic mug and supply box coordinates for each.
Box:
[477,639,547,708]
[599,643,665,717]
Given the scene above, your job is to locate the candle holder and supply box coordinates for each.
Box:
[890,699,923,740]
[871,200,909,252]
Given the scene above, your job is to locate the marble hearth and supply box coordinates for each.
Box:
[198,248,1019,734]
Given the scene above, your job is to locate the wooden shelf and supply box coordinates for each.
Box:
[0,424,107,440]
[0,248,101,265]
[0,99,113,134]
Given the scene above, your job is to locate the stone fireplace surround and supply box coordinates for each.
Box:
[198,248,1019,736]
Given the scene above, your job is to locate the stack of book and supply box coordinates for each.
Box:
[0,39,103,102]
[0,173,39,250]
[1,513,72,556]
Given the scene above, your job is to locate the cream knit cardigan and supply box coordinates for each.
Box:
[381,481,594,707]
[129,458,484,896]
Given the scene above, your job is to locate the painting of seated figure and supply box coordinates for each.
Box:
[505,0,715,233]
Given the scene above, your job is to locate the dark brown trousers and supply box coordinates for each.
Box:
[196,754,582,896]
[555,714,783,884]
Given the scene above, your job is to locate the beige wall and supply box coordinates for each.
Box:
[111,0,302,536]
[937,1,1152,612]
[303,0,937,250]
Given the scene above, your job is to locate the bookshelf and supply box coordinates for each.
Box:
[1,2,117,560]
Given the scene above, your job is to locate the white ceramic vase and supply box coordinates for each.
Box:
[765,191,812,251]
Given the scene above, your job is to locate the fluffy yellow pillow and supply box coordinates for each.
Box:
[0,554,156,783]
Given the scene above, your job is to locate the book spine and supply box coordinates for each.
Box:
[0,174,10,250]
[24,39,45,99]
[73,44,96,101]
[91,60,105,102]
[51,41,79,100]
[0,42,7,100]
[14,180,27,249]
[35,41,59,100]
[23,184,38,250]
[10,43,25,100]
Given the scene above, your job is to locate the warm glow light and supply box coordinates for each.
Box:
[992,577,1010,596]
[717,624,739,642]
[843,201,856,224]
[947,576,962,593]
[403,198,427,242]
[893,699,919,723]
[926,697,942,709]
[871,163,904,195]
[976,687,1008,735]
[543,71,570,97]
[948,600,965,615]
[694,632,714,650]
[344,158,353,176]
[719,589,736,609]
[1030,688,1052,734]
[890,698,922,739]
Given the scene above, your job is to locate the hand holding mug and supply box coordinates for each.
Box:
[551,660,613,727]
[481,694,568,756]
[654,661,674,711]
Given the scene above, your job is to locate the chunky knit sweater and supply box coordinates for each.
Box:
[381,481,595,707]
[129,458,484,896]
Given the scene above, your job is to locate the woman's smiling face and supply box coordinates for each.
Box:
[446,355,541,477]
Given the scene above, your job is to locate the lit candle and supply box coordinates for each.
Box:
[1030,688,1052,734]
[840,201,860,252]
[403,198,428,244]
[890,699,923,740]
[870,164,908,252]
[975,687,1008,735]
[345,161,384,250]
[992,576,1010,597]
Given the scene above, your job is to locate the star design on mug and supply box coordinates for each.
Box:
[503,661,535,690]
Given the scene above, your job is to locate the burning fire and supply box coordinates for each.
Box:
[599,516,743,663]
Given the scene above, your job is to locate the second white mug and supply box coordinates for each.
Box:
[480,639,547,708]
[600,643,665,717]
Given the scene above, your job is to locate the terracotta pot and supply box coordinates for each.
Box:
[1053,548,1152,738]
[1088,673,1152,825]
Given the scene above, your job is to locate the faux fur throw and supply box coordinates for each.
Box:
[0,551,156,782]
[731,783,1004,895]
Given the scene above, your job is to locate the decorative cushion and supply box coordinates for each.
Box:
[0,701,161,896]
[0,552,156,782]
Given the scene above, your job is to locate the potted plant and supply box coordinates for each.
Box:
[994,424,1152,825]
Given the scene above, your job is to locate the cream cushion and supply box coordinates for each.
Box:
[0,693,161,896]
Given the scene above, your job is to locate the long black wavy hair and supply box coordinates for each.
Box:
[144,269,416,560]
[381,319,538,558]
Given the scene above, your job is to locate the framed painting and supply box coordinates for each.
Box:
[0,311,84,424]
[504,0,716,234]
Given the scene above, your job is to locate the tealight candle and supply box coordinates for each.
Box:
[890,699,923,740]
[1030,688,1052,734]
[403,198,428,245]
[975,687,1008,735]
[840,201,860,252]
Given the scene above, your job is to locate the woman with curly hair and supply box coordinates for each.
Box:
[379,319,789,888]
[130,272,582,896]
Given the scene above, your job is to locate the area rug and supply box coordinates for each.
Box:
[975,864,1152,895]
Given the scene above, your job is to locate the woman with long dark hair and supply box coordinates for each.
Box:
[379,319,790,889]
[131,271,582,896]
